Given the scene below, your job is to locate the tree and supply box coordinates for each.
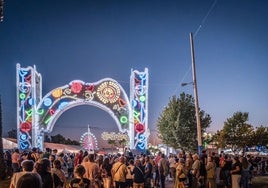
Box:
[8,129,17,139]
[157,93,211,152]
[212,130,226,149]
[221,111,254,152]
[0,95,6,179]
[50,134,66,144]
[250,126,268,147]
[44,134,51,142]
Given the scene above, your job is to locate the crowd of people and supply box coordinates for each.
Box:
[3,147,268,188]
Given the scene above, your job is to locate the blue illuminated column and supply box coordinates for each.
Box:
[129,68,149,151]
[16,64,42,150]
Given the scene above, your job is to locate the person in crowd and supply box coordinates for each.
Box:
[69,164,91,188]
[21,152,28,162]
[211,152,220,185]
[240,156,251,188]
[16,172,42,188]
[43,148,51,159]
[100,157,113,188]
[28,147,39,162]
[246,155,254,185]
[174,158,187,188]
[220,155,232,188]
[35,158,54,188]
[82,153,100,188]
[185,153,193,188]
[4,150,12,178]
[82,156,89,165]
[158,153,169,188]
[57,152,68,177]
[10,160,35,188]
[49,154,56,168]
[168,154,176,182]
[230,156,242,188]
[51,159,66,188]
[200,150,207,188]
[67,155,75,179]
[191,154,200,188]
[11,149,21,173]
[52,149,58,157]
[132,159,145,188]
[149,157,156,188]
[112,156,127,188]
[126,159,135,188]
[144,156,153,188]
[206,156,216,188]
[75,150,84,167]
[154,152,162,188]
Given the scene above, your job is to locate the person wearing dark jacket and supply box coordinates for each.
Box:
[132,159,145,188]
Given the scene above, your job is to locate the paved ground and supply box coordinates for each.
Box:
[159,175,268,188]
[1,176,268,188]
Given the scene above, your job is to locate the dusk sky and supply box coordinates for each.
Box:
[0,0,267,146]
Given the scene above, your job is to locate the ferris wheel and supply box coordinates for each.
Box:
[80,125,99,151]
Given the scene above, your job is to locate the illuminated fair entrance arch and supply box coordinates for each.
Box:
[16,64,149,151]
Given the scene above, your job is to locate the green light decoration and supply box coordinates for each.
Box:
[44,116,52,124]
[133,110,140,120]
[36,109,44,115]
[20,93,26,100]
[120,116,128,124]
[139,95,146,102]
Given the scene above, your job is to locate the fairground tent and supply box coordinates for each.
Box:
[2,138,81,153]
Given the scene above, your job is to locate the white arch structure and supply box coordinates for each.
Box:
[16,64,149,151]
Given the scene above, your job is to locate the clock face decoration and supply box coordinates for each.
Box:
[80,131,98,151]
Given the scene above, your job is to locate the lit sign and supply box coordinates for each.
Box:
[130,69,149,151]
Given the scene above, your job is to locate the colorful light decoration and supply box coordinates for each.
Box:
[96,81,121,104]
[130,68,149,151]
[101,132,129,141]
[17,64,148,151]
[80,127,98,151]
[35,79,130,136]
[16,64,42,150]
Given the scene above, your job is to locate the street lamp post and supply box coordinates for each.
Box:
[182,33,203,155]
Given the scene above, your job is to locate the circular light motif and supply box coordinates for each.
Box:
[20,122,32,132]
[135,123,145,133]
[120,116,128,124]
[97,81,120,104]
[43,98,52,107]
[19,93,26,100]
[58,101,69,110]
[19,82,31,93]
[52,88,63,98]
[71,82,83,94]
[139,95,146,102]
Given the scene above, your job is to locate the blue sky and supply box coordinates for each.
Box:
[0,0,268,144]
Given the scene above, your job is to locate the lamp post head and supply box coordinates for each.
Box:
[181,82,193,87]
